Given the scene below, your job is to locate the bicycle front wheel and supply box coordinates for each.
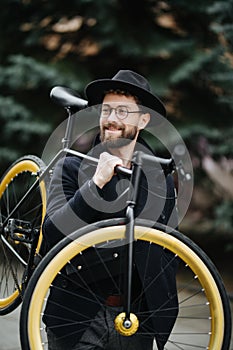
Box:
[20,219,231,350]
[0,155,47,315]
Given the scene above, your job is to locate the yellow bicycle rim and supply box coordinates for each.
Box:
[27,225,224,350]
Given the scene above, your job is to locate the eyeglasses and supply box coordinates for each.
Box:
[100,105,143,120]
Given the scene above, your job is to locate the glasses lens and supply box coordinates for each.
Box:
[101,106,111,117]
[116,106,128,119]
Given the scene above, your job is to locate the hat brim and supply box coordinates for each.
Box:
[85,79,166,124]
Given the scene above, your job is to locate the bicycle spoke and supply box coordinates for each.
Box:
[0,156,46,314]
[20,223,231,349]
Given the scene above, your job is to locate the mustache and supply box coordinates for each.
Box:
[102,122,124,130]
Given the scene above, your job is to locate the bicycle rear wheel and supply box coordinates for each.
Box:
[0,155,47,315]
[20,219,231,350]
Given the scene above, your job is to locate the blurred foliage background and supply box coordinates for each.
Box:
[0,0,232,249]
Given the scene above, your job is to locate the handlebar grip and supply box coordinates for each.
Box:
[140,153,173,165]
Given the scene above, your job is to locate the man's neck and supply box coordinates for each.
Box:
[108,140,136,168]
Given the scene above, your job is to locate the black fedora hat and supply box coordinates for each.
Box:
[85,70,166,119]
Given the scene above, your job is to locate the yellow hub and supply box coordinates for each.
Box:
[114,312,139,336]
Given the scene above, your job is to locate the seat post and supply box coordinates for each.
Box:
[62,107,74,149]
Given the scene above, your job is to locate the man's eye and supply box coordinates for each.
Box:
[118,108,127,114]
[102,108,110,113]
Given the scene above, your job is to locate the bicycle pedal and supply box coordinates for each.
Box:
[6,218,34,243]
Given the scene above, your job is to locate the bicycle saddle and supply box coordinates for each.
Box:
[50,86,88,111]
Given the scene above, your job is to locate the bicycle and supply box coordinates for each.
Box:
[0,86,231,349]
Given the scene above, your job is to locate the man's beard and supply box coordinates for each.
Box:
[100,123,138,149]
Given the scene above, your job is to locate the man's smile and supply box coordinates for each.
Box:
[103,123,124,137]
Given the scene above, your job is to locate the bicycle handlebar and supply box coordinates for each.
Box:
[65,148,173,177]
[65,148,192,181]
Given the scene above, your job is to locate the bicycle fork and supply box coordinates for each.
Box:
[114,152,143,335]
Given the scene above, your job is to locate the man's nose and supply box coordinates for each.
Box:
[107,108,119,122]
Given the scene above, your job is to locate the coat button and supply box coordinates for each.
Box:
[168,292,173,299]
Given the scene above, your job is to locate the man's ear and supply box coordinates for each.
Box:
[138,113,151,130]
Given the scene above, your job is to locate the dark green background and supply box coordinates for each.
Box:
[0,0,232,250]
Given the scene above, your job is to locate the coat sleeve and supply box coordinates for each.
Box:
[42,156,105,250]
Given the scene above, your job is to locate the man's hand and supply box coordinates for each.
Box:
[93,152,123,189]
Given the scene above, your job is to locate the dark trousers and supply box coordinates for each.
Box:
[47,306,154,350]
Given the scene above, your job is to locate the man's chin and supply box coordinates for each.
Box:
[103,137,133,149]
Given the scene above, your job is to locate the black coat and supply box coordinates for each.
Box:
[42,139,178,349]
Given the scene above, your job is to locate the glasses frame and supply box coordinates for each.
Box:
[100,104,144,120]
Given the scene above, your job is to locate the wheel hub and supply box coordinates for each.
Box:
[114,312,139,336]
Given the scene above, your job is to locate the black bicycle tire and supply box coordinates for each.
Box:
[0,155,47,315]
[20,218,232,349]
